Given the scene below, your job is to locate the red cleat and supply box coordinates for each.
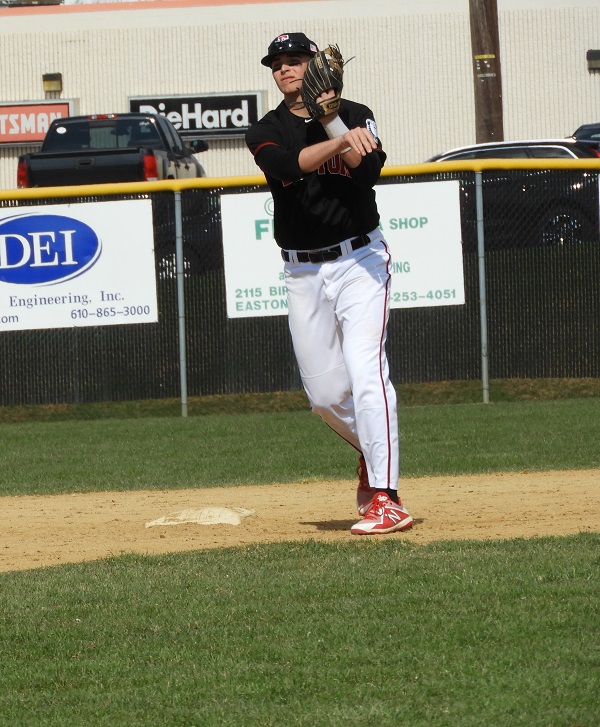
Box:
[351,492,414,535]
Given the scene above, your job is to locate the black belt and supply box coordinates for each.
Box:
[281,234,371,264]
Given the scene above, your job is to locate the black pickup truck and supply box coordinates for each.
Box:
[17,113,209,187]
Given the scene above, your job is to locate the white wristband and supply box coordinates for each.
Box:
[323,115,350,139]
[323,115,351,153]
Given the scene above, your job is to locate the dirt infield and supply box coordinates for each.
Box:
[2,469,598,573]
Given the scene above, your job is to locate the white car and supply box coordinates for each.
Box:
[428,138,600,161]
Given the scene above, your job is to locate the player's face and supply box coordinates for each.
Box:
[271,53,311,96]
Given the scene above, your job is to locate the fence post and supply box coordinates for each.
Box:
[174,191,188,417]
[475,172,490,403]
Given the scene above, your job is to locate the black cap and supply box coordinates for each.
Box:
[261,33,319,67]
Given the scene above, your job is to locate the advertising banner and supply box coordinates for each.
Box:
[221,180,464,318]
[0,101,76,145]
[0,199,158,331]
[129,92,264,139]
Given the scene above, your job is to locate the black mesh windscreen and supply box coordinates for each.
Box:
[1,168,598,407]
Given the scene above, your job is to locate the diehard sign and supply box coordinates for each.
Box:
[0,199,158,331]
[129,92,264,139]
[0,101,77,145]
[220,181,465,318]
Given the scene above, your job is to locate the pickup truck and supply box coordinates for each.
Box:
[17,112,209,188]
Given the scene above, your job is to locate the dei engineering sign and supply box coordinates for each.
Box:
[129,92,263,139]
[0,200,158,331]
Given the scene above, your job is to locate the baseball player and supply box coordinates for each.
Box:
[245,33,413,535]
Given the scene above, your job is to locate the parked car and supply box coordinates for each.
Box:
[571,123,600,142]
[427,138,600,162]
[425,140,600,249]
[17,113,209,188]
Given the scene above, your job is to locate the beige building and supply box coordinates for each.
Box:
[0,0,599,189]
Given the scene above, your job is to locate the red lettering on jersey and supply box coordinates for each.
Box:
[317,154,351,177]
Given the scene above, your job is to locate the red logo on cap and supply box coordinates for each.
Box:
[276,34,290,42]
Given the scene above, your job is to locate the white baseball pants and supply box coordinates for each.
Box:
[284,231,399,489]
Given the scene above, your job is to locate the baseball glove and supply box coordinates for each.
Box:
[301,44,347,119]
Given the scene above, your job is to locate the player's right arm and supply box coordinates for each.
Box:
[246,124,374,180]
[298,127,377,172]
[245,106,382,181]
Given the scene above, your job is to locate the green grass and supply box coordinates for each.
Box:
[0,397,598,497]
[1,390,598,726]
[1,377,599,423]
[0,536,598,727]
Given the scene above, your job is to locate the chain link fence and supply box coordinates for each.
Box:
[1,164,599,414]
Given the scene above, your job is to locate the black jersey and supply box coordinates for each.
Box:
[245,99,386,250]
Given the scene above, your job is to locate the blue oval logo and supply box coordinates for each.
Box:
[0,213,101,285]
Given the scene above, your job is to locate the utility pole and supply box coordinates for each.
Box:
[469,0,504,143]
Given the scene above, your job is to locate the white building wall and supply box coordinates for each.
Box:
[501,9,600,140]
[0,1,599,189]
